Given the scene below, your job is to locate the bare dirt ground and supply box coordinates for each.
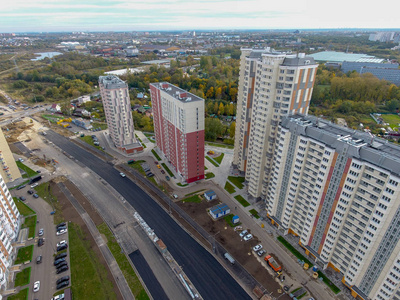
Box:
[50,179,123,300]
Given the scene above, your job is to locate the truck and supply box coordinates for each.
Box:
[224,252,235,265]
[264,255,282,272]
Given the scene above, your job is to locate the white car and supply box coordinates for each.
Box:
[56,228,68,236]
[18,158,24,162]
[38,228,44,236]
[253,244,263,251]
[33,281,40,292]
[57,240,67,247]
[239,230,248,238]
[244,234,253,241]
[31,183,38,188]
[119,172,126,178]
[51,294,64,300]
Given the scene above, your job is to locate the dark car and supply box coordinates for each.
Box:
[56,262,68,269]
[36,170,41,173]
[33,194,39,198]
[56,276,70,285]
[54,258,66,266]
[154,161,158,164]
[55,252,67,260]
[16,185,26,190]
[146,172,154,177]
[56,223,66,230]
[27,189,34,195]
[56,226,67,232]
[19,196,26,201]
[56,244,68,252]
[38,238,44,247]
[56,280,69,290]
[56,265,69,274]
[165,176,170,181]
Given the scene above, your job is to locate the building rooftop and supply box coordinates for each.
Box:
[243,47,316,66]
[282,114,400,176]
[151,82,204,103]
[99,75,127,89]
[309,51,381,63]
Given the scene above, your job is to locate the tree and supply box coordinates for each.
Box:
[206,87,214,99]
[218,103,224,115]
[205,118,226,141]
[229,122,236,138]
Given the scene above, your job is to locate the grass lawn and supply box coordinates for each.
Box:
[135,135,146,148]
[14,267,31,287]
[14,245,34,264]
[143,133,155,143]
[182,195,202,203]
[228,176,245,189]
[35,182,64,224]
[80,136,103,151]
[205,156,219,167]
[7,287,28,300]
[277,236,313,268]
[21,215,36,239]
[214,153,224,164]
[224,182,236,194]
[14,198,35,216]
[317,270,340,294]
[92,122,108,130]
[380,114,400,129]
[151,149,161,161]
[69,223,117,300]
[177,183,188,187]
[205,142,234,149]
[205,172,215,179]
[234,195,250,207]
[127,160,146,175]
[15,161,37,178]
[161,163,174,177]
[249,209,260,219]
[204,166,208,170]
[185,189,206,197]
[97,223,149,300]
[223,214,241,227]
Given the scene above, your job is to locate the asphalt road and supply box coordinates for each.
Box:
[46,130,251,300]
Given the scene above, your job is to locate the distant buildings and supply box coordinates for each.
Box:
[150,82,205,183]
[369,32,396,43]
[99,75,143,154]
[0,129,21,183]
[310,51,383,63]
[0,173,20,290]
[233,48,318,200]
[267,114,400,300]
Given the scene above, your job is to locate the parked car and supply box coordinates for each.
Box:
[38,228,44,236]
[154,161,158,164]
[56,265,69,274]
[18,196,26,201]
[161,170,165,174]
[56,280,69,290]
[56,222,66,230]
[257,249,266,257]
[119,172,126,178]
[56,262,68,269]
[36,170,41,173]
[244,234,253,241]
[239,230,248,238]
[33,281,40,292]
[27,189,34,195]
[172,194,178,199]
[33,194,39,198]
[51,294,64,300]
[57,240,67,248]
[56,229,68,236]
[31,183,38,188]
[165,176,170,181]
[18,158,24,162]
[146,172,154,177]
[55,252,67,260]
[56,276,70,285]
[36,255,42,264]
[38,238,44,247]
[16,185,26,190]
[54,258,66,266]
[57,244,68,252]
[253,244,263,252]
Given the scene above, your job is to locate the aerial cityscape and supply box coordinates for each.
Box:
[1,2,400,300]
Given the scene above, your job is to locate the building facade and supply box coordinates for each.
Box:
[233,48,318,199]
[0,129,21,183]
[0,174,20,290]
[99,75,142,154]
[267,114,400,300]
[150,82,204,183]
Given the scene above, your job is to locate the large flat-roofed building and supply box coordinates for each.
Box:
[0,173,20,290]
[267,114,400,300]
[233,48,318,200]
[0,129,21,183]
[99,75,143,154]
[150,82,204,183]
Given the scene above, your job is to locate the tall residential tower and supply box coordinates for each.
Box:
[233,48,318,199]
[150,82,204,183]
[0,129,21,183]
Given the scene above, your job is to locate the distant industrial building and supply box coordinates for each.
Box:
[99,75,143,154]
[267,114,400,300]
[150,82,204,183]
[0,173,20,291]
[0,129,21,183]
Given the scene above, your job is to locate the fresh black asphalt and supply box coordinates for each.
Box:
[46,131,251,300]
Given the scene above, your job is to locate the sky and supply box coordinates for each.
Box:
[1,0,400,33]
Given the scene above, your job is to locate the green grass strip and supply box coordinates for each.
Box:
[205,172,215,179]
[7,287,28,300]
[135,135,146,148]
[92,122,108,130]
[69,223,117,300]
[16,161,37,178]
[234,195,250,207]
[14,198,35,216]
[205,156,219,167]
[9,180,29,190]
[317,271,341,294]
[224,182,235,194]
[177,183,188,187]
[21,215,36,239]
[182,195,202,203]
[249,209,260,219]
[151,149,161,161]
[35,182,64,224]
[161,163,174,177]
[277,236,314,268]
[97,223,149,300]
[223,214,241,227]
[184,189,206,197]
[205,142,234,149]
[15,245,34,264]
[228,176,245,189]
[214,153,224,164]
[14,267,31,287]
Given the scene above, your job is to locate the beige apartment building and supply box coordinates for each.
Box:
[99,75,143,154]
[232,48,318,199]
[0,173,20,290]
[0,129,21,183]
[268,114,400,300]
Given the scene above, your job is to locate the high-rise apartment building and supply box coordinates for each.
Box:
[0,129,21,183]
[150,82,204,183]
[0,174,20,290]
[268,114,400,300]
[99,75,143,154]
[233,48,318,199]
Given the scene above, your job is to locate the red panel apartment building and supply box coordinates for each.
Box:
[150,82,205,183]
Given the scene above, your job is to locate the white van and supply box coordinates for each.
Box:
[224,252,235,265]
